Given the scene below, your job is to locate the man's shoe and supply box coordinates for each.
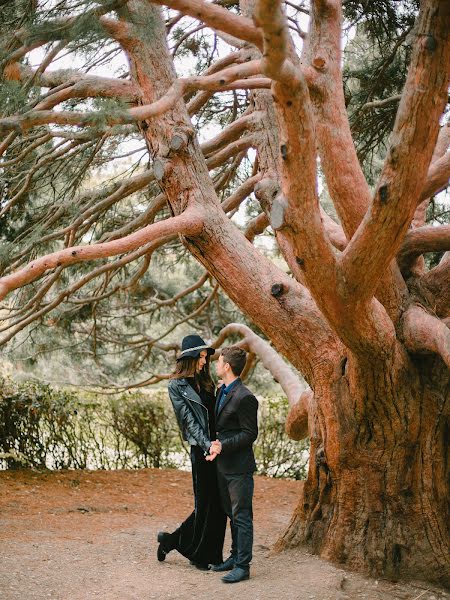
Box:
[211,555,234,572]
[157,531,171,562]
[221,567,250,583]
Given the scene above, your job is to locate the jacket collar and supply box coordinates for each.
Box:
[216,378,242,416]
[174,378,205,406]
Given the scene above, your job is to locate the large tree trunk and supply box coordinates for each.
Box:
[278,351,450,586]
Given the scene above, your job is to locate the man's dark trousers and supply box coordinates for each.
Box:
[215,379,258,571]
[217,470,254,568]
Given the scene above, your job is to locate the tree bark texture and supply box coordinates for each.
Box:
[278,351,449,586]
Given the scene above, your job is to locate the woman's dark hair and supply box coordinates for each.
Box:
[171,354,215,393]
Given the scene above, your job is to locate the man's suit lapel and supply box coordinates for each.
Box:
[215,387,222,418]
[216,381,241,419]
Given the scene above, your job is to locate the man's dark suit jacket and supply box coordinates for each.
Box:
[215,379,258,474]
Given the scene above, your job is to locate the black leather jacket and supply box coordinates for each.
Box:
[168,378,211,454]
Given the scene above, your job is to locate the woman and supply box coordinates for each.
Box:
[157,334,227,570]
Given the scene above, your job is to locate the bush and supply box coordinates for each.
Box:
[0,377,79,469]
[0,377,183,470]
[0,377,309,478]
[109,392,182,469]
[255,395,309,479]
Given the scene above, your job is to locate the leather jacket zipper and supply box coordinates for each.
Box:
[181,388,210,434]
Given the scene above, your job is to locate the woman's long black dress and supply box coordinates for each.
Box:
[165,380,226,566]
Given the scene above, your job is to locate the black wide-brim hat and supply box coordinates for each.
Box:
[177,334,215,360]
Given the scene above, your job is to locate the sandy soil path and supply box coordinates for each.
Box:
[0,469,448,600]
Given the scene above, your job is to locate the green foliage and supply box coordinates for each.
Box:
[343,2,418,181]
[0,377,182,470]
[343,1,418,38]
[86,98,130,130]
[255,395,309,480]
[0,377,310,479]
[0,376,80,469]
[0,0,36,31]
[109,392,179,468]
[0,80,31,117]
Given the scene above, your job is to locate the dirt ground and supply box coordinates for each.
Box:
[0,469,448,600]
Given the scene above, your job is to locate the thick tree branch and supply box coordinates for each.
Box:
[398,225,450,275]
[0,61,263,132]
[285,389,312,441]
[419,151,450,204]
[244,212,269,241]
[0,210,203,301]
[403,304,450,368]
[320,208,347,251]
[360,94,402,112]
[418,253,450,318]
[408,145,449,272]
[205,134,256,169]
[308,0,371,238]
[254,0,337,292]
[201,111,260,156]
[215,323,305,405]
[11,65,141,105]
[432,122,450,162]
[341,0,450,303]
[109,1,344,385]
[149,0,263,49]
[308,0,408,324]
[222,173,262,212]
[252,1,396,356]
[412,150,450,231]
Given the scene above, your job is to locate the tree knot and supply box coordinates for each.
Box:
[271,283,285,298]
[378,184,389,204]
[270,194,289,231]
[153,158,174,182]
[424,34,437,52]
[312,55,327,71]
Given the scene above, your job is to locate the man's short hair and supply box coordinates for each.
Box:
[220,346,247,377]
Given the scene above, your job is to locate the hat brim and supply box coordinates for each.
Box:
[176,347,215,360]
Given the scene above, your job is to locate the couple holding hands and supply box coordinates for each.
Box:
[156,334,259,584]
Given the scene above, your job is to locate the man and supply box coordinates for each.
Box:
[207,346,258,583]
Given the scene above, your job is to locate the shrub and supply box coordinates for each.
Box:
[109,391,182,469]
[255,395,309,479]
[0,377,183,470]
[0,377,309,478]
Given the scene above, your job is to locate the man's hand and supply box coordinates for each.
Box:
[205,451,218,462]
[210,439,222,454]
